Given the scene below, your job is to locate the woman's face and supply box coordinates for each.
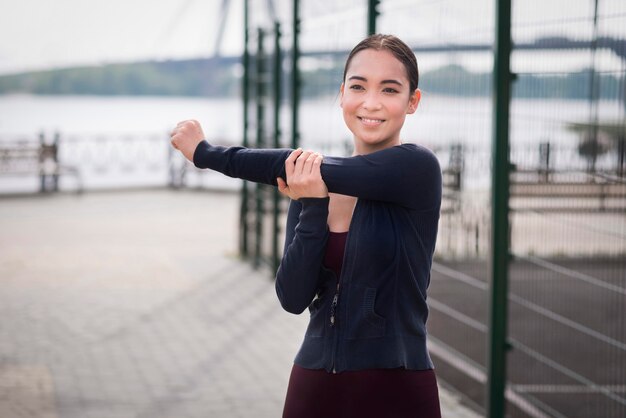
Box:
[340,49,420,153]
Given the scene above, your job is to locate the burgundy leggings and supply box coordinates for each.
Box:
[282,364,442,418]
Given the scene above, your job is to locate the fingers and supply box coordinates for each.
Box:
[286,148,303,164]
[280,150,326,199]
[304,152,322,175]
[294,150,322,174]
[285,149,323,175]
[298,151,323,176]
[175,119,199,128]
[287,149,323,180]
[285,149,302,180]
[301,151,316,174]
[313,153,323,174]
[170,119,201,138]
[293,150,312,176]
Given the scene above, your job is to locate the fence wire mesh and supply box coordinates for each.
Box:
[237,1,625,416]
[505,1,626,417]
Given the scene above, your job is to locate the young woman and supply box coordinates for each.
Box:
[171,34,442,418]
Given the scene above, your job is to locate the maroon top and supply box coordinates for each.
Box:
[323,230,349,278]
[282,231,442,418]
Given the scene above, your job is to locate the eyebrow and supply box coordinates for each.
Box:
[348,75,403,86]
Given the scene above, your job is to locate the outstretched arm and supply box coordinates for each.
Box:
[170,119,290,186]
[171,120,441,211]
[319,145,442,211]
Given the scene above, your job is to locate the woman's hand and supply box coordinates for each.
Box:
[277,149,328,200]
[170,120,205,162]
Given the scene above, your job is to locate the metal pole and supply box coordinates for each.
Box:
[487,0,513,416]
[38,132,46,193]
[52,132,60,191]
[254,28,266,269]
[367,0,380,35]
[586,0,600,173]
[240,0,250,258]
[272,21,282,273]
[291,0,300,150]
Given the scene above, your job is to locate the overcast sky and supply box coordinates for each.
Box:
[0,0,244,75]
[0,0,623,76]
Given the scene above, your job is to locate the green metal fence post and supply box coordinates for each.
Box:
[254,28,267,269]
[291,0,300,150]
[38,132,46,193]
[487,0,513,416]
[272,21,282,273]
[367,0,380,35]
[240,0,250,259]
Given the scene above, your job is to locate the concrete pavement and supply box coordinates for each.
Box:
[0,189,481,418]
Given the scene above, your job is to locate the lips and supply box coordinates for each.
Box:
[358,116,385,126]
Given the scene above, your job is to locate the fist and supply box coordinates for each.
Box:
[170,120,205,162]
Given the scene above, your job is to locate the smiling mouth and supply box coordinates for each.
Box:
[358,117,385,125]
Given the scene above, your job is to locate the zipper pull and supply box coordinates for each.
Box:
[330,292,339,326]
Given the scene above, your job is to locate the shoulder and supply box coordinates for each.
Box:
[396,143,441,172]
[399,143,439,160]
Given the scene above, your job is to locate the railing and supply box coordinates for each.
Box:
[0,132,244,194]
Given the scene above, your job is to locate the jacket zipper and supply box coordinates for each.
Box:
[329,198,358,374]
[330,283,340,374]
[329,283,339,327]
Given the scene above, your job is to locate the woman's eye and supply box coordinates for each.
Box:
[383,87,399,93]
[349,85,364,91]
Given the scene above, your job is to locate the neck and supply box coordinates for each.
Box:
[352,138,402,156]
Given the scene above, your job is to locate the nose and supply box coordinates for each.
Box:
[361,92,382,111]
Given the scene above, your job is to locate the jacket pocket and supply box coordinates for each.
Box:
[347,287,386,339]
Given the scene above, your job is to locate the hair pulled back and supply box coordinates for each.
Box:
[343,34,419,93]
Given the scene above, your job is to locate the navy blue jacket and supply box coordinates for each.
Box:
[194,140,442,373]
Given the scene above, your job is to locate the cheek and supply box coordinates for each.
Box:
[341,95,357,111]
[342,107,355,130]
[341,99,360,122]
[388,100,411,117]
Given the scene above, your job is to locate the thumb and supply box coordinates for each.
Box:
[276,177,289,194]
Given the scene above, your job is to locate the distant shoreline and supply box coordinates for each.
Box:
[1,59,623,101]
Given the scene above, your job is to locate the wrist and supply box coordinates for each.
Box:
[299,196,330,205]
[192,140,210,167]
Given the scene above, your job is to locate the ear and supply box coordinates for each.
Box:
[339,83,345,108]
[407,88,421,114]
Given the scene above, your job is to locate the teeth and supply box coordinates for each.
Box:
[360,117,383,123]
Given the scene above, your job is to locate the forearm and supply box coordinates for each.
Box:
[193,140,292,186]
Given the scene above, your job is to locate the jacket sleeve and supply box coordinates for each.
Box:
[193,140,290,186]
[193,141,441,211]
[320,144,442,211]
[275,197,329,315]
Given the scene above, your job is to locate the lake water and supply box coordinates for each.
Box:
[0,94,622,192]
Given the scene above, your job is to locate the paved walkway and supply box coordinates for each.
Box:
[0,189,481,418]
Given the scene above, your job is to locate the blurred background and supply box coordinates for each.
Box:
[0,1,624,417]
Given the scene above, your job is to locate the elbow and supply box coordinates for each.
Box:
[275,281,308,315]
[280,299,308,315]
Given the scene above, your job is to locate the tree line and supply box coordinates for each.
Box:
[0,58,622,101]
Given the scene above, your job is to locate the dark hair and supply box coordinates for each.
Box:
[342,34,419,93]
